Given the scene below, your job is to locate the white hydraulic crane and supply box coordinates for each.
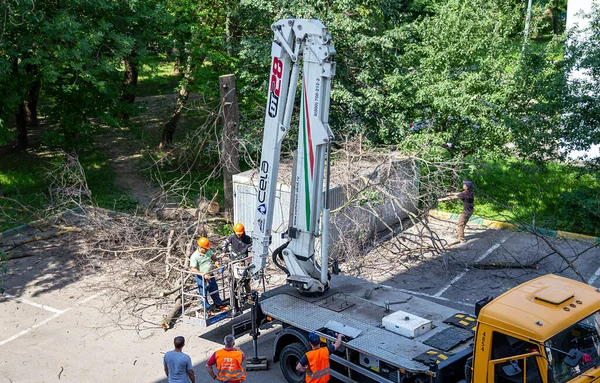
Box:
[249,18,336,294]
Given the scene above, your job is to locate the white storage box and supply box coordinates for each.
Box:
[382,310,432,338]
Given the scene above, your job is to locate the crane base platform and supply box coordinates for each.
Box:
[245,356,268,371]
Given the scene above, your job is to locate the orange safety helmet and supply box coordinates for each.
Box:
[197,237,210,249]
[233,223,245,235]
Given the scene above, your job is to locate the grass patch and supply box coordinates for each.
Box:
[0,150,50,230]
[0,147,138,231]
[137,54,182,97]
[439,159,600,237]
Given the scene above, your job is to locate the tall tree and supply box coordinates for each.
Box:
[392,0,522,160]
[561,4,600,154]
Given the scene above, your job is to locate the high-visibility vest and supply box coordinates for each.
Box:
[305,347,331,383]
[215,348,246,382]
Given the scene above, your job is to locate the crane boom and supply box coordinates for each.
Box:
[250,18,336,294]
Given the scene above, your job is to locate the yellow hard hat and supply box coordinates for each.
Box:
[197,237,210,249]
[233,223,245,235]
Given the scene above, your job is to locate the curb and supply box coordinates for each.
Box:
[429,210,600,244]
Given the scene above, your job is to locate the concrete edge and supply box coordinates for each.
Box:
[429,210,600,244]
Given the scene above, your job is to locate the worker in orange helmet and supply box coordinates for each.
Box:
[190,237,225,311]
[297,332,343,382]
[221,223,252,260]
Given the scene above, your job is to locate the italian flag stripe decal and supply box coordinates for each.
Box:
[302,80,314,231]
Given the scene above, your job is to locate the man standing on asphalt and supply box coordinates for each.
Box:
[221,223,252,260]
[190,237,225,310]
[164,336,195,383]
[296,332,343,382]
[438,180,475,242]
[206,334,247,382]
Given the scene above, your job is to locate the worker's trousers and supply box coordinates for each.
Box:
[457,212,472,240]
[195,275,223,308]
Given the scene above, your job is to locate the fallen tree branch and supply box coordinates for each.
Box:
[161,297,192,329]
[3,227,82,253]
[471,262,539,270]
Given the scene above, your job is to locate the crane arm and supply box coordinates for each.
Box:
[250,18,336,294]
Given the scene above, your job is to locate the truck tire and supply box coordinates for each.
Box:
[280,342,307,383]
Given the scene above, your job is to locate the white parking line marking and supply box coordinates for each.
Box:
[397,288,475,307]
[2,293,64,314]
[0,311,64,346]
[588,267,600,285]
[0,292,100,346]
[433,235,512,298]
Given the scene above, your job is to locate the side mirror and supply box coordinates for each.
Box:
[475,296,494,317]
[564,349,583,367]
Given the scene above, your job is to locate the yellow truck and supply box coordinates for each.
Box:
[253,273,600,383]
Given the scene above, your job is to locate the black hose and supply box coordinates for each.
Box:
[272,242,290,276]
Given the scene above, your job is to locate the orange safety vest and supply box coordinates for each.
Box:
[215,348,246,382]
[305,347,331,383]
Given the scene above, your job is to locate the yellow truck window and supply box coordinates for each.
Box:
[491,332,542,383]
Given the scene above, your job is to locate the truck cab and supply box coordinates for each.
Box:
[472,274,600,383]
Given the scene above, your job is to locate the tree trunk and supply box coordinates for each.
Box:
[552,10,559,35]
[12,58,28,150]
[219,74,241,220]
[25,64,40,128]
[160,64,191,149]
[16,103,28,150]
[120,50,139,120]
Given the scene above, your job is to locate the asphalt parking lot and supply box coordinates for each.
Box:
[1,215,599,382]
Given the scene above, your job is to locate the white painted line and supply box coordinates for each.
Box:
[433,235,512,298]
[0,311,64,346]
[588,267,600,285]
[1,293,64,314]
[433,271,467,297]
[0,292,101,346]
[397,288,475,308]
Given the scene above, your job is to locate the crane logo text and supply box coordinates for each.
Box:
[257,160,269,214]
[268,57,283,118]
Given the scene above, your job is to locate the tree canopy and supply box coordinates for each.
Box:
[0,0,598,162]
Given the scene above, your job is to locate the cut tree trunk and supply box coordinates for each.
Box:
[219,74,241,220]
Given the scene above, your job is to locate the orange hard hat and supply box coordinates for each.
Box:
[233,223,245,234]
[197,237,210,249]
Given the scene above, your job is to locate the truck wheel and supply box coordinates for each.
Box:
[280,342,307,383]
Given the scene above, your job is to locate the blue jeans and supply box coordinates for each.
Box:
[195,275,223,308]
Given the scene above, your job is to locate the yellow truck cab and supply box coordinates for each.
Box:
[473,274,600,383]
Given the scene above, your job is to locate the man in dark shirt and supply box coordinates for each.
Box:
[221,223,252,260]
[438,180,474,242]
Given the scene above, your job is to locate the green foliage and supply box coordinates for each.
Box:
[137,56,183,97]
[0,148,137,231]
[215,223,232,237]
[459,159,600,237]
[505,36,568,162]
[392,0,522,159]
[0,0,170,148]
[561,4,600,154]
